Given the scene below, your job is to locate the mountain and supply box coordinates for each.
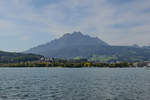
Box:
[132,44,140,48]
[26,32,150,62]
[26,31,109,56]
[0,51,42,63]
[143,46,150,49]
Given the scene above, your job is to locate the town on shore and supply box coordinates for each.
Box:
[0,57,150,68]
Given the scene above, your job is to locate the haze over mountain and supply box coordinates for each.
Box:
[26,32,150,62]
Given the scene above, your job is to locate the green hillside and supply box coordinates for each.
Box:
[0,51,42,63]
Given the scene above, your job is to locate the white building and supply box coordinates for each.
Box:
[147,63,150,67]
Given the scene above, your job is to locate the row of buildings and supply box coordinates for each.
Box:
[40,57,150,67]
[133,61,150,67]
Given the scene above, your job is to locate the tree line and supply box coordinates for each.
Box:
[0,61,134,68]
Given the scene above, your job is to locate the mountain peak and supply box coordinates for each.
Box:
[62,31,83,37]
[60,32,109,46]
[72,31,83,35]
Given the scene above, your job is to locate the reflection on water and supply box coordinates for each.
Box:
[0,68,150,100]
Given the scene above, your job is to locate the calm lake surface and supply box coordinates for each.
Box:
[0,68,150,100]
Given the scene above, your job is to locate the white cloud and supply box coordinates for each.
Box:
[0,0,150,51]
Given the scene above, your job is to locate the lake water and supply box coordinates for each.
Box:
[0,68,150,100]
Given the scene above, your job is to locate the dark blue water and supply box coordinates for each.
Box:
[0,68,150,100]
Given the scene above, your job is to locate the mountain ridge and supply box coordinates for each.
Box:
[25,32,150,62]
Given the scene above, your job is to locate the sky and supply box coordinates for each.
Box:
[0,0,150,52]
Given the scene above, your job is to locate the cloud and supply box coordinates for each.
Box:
[0,0,150,51]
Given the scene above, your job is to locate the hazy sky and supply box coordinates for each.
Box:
[0,0,150,52]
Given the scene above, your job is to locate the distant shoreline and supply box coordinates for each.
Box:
[0,61,149,68]
[0,66,144,68]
